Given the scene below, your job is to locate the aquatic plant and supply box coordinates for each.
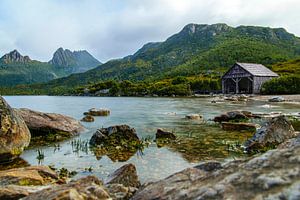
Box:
[71,139,89,154]
[36,149,45,164]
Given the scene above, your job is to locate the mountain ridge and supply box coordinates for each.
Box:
[0,48,101,86]
[3,23,300,94]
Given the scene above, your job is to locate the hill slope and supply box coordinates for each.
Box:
[0,49,101,86]
[32,23,300,90]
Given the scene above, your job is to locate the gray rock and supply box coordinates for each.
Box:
[244,116,298,152]
[15,108,85,138]
[132,138,300,200]
[0,96,31,162]
[106,163,140,188]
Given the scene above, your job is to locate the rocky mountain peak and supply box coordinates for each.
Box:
[49,47,101,73]
[0,50,31,64]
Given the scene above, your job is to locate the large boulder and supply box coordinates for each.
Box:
[213,110,249,123]
[106,163,140,188]
[90,125,140,147]
[132,138,300,200]
[22,176,111,200]
[0,96,31,162]
[244,116,298,152]
[15,108,85,143]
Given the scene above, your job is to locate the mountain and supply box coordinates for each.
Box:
[49,48,101,73]
[0,49,101,86]
[0,50,31,64]
[30,23,300,92]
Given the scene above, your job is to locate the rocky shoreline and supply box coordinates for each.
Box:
[1,95,300,199]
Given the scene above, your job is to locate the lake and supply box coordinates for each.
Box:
[4,96,300,183]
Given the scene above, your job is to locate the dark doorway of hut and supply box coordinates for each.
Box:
[223,77,253,94]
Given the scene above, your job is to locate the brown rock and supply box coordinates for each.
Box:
[221,122,257,131]
[185,114,203,120]
[23,176,111,200]
[81,115,95,122]
[106,163,140,188]
[0,96,31,162]
[86,108,110,116]
[156,129,176,140]
[0,165,59,186]
[0,185,50,200]
[15,108,85,138]
[213,110,248,123]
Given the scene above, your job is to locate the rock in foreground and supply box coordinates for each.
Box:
[244,116,297,152]
[132,137,300,200]
[106,163,140,188]
[23,176,111,200]
[0,96,31,162]
[15,108,85,142]
[0,165,59,187]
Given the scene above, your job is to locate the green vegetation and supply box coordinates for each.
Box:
[74,76,221,96]
[0,48,100,87]
[2,23,300,95]
[261,75,300,94]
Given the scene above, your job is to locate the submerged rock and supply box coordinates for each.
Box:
[106,163,140,188]
[156,129,176,140]
[15,108,85,143]
[90,125,140,147]
[86,108,110,116]
[268,96,285,102]
[81,115,95,122]
[221,122,257,131]
[213,110,248,123]
[185,114,203,120]
[132,138,300,200]
[244,116,298,152]
[0,96,31,162]
[23,176,111,200]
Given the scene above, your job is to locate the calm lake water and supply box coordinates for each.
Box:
[4,96,300,183]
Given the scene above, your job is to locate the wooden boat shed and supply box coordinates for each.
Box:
[222,62,279,94]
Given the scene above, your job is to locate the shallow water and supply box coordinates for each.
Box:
[3,96,300,183]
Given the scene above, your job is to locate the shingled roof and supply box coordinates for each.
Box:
[236,62,279,77]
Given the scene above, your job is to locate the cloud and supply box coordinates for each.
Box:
[0,0,300,62]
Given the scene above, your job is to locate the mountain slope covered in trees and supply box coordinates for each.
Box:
[0,49,101,86]
[2,23,300,94]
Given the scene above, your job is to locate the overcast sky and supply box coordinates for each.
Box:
[0,0,300,62]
